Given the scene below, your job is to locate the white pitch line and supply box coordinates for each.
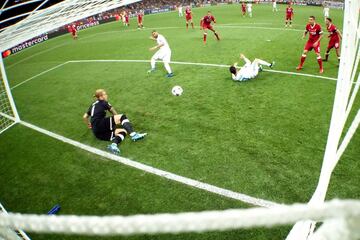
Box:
[0,113,277,208]
[6,42,68,69]
[68,59,338,81]
[10,62,69,90]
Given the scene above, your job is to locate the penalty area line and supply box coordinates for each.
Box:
[0,112,278,208]
[68,59,338,81]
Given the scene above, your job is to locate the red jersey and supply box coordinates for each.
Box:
[286,7,293,16]
[202,15,215,27]
[327,24,339,41]
[137,12,143,20]
[242,3,246,11]
[185,8,192,17]
[68,24,76,32]
[306,23,322,42]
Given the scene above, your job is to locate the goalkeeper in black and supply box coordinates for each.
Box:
[83,89,146,155]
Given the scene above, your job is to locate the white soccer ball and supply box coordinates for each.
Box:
[171,86,183,96]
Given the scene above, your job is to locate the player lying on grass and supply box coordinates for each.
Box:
[229,54,274,81]
[83,89,147,155]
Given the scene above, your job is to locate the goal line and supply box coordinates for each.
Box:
[0,112,278,209]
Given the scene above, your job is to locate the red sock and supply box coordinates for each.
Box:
[299,55,306,67]
[203,34,207,43]
[317,57,323,69]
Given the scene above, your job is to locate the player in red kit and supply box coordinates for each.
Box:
[241,2,246,17]
[68,24,77,40]
[297,16,324,73]
[200,11,220,44]
[124,11,130,27]
[323,18,342,62]
[285,4,294,27]
[185,6,194,30]
[137,10,144,29]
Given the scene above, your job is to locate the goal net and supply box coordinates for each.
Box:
[0,57,19,135]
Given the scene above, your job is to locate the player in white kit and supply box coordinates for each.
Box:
[247,3,253,17]
[178,5,183,17]
[148,30,174,78]
[229,54,274,81]
[323,5,330,21]
[272,0,278,12]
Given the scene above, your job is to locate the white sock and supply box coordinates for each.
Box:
[164,62,172,74]
[256,59,271,67]
[151,58,156,69]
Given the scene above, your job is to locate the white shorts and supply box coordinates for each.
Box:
[152,48,171,63]
[324,13,329,17]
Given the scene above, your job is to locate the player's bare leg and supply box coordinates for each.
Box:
[323,48,331,62]
[208,28,220,41]
[336,48,341,62]
[191,20,194,29]
[297,50,308,70]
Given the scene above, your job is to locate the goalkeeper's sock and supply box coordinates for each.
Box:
[113,131,126,145]
[120,115,134,135]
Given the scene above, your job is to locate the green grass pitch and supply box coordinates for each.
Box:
[1,3,359,240]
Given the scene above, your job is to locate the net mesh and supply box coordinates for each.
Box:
[0,65,16,134]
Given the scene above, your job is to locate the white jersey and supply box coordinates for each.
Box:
[232,62,259,81]
[247,3,252,12]
[152,34,171,63]
[178,6,183,13]
[273,1,277,7]
[323,7,330,17]
[156,34,170,51]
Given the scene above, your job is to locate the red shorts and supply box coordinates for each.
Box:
[138,18,142,23]
[327,38,340,50]
[304,41,320,53]
[286,15,292,20]
[203,25,214,30]
[125,18,129,23]
[242,9,246,13]
[186,15,192,21]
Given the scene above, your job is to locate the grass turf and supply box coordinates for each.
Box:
[1,3,359,239]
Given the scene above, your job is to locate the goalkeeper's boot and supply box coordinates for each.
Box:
[131,132,147,142]
[147,68,155,74]
[107,143,120,155]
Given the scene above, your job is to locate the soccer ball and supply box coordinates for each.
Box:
[171,86,183,96]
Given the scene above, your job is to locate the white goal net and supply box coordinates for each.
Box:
[0,57,19,134]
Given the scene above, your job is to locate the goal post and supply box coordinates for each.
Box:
[0,56,20,135]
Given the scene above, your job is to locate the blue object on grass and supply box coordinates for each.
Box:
[47,204,61,215]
